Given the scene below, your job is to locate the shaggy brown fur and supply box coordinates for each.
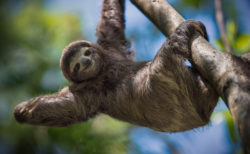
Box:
[14,0,218,132]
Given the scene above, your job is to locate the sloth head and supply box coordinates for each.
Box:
[60,40,104,83]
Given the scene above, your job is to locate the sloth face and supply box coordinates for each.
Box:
[69,47,94,74]
[60,41,103,83]
[69,46,102,81]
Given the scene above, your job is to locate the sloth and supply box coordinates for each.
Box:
[14,0,218,132]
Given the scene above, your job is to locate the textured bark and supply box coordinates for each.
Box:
[130,0,250,153]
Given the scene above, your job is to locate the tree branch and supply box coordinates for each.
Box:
[215,0,232,53]
[130,0,250,153]
[130,0,184,37]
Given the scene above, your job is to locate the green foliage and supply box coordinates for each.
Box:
[235,34,250,54]
[0,2,129,154]
[227,20,237,46]
[212,108,241,152]
[182,0,201,8]
[223,111,238,143]
[46,115,129,154]
[216,20,250,55]
[175,0,209,10]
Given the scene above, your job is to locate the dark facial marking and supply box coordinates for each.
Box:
[84,49,92,56]
[74,63,80,74]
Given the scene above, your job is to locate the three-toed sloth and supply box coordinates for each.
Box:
[14,0,218,132]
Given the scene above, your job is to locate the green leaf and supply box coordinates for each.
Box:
[183,0,201,8]
[223,111,238,143]
[235,34,250,54]
[226,21,236,46]
[215,39,225,51]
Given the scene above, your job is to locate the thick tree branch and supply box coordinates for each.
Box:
[130,0,184,37]
[215,0,232,53]
[130,0,250,153]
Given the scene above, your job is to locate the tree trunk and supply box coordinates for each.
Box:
[130,0,250,153]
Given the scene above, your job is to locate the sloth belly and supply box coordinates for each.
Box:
[136,78,206,132]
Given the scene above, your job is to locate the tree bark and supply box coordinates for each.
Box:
[130,0,250,153]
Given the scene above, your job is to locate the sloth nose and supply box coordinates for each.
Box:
[80,57,91,65]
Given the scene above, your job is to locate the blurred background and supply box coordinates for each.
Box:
[0,0,249,153]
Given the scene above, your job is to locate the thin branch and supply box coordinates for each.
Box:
[130,0,250,153]
[215,0,232,53]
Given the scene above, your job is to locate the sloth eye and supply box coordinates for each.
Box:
[84,49,91,56]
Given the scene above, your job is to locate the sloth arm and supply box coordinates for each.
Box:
[96,0,133,58]
[96,0,125,49]
[13,87,88,127]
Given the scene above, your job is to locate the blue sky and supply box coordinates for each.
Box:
[44,0,250,60]
[44,0,211,59]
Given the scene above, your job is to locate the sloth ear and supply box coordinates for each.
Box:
[14,87,87,127]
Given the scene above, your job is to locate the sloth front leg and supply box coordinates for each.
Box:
[14,87,91,127]
[149,20,218,130]
[167,20,209,59]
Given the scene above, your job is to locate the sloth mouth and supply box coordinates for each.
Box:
[82,61,92,70]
